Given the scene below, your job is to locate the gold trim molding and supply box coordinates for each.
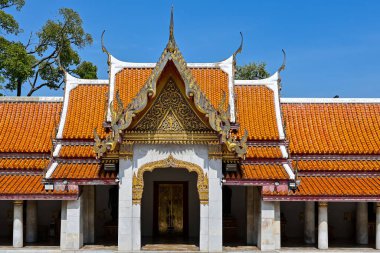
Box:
[132,155,208,205]
[319,201,328,207]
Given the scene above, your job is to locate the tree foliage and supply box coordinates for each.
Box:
[0,2,97,96]
[235,62,270,80]
[0,0,25,34]
[73,61,97,79]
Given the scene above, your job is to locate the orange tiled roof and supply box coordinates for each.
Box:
[0,102,62,152]
[282,103,380,155]
[0,158,49,171]
[246,146,283,159]
[264,176,380,196]
[294,160,380,172]
[235,85,279,140]
[0,175,77,196]
[59,145,96,158]
[63,85,108,139]
[190,68,229,110]
[224,164,288,180]
[115,67,228,111]
[51,163,116,179]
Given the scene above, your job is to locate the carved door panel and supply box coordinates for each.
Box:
[154,182,188,237]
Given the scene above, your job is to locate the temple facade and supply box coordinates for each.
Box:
[0,11,379,252]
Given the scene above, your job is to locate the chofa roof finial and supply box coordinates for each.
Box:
[277,49,286,73]
[233,32,244,61]
[101,30,111,57]
[167,6,176,52]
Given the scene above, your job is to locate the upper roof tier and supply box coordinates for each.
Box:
[282,99,380,155]
[0,97,62,153]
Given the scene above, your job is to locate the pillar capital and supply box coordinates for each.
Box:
[319,201,328,207]
[376,202,380,208]
[14,200,23,205]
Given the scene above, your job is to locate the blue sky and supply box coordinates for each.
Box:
[6,0,380,97]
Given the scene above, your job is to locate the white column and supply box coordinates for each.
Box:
[200,204,209,251]
[246,186,254,245]
[132,204,141,250]
[258,200,276,251]
[118,158,134,251]
[83,186,95,244]
[274,202,281,250]
[13,200,23,248]
[318,202,328,250]
[206,159,223,252]
[26,200,38,243]
[356,202,368,245]
[304,201,315,244]
[61,195,84,250]
[376,202,380,250]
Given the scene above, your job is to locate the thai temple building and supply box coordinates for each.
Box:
[0,11,379,252]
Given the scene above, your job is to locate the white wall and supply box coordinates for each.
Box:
[141,168,200,238]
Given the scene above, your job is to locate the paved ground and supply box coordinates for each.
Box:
[0,245,378,252]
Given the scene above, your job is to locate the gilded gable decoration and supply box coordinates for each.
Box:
[94,8,248,159]
[133,79,210,132]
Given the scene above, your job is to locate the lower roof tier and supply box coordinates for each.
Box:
[263,176,380,201]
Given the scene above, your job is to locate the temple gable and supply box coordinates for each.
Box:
[133,79,210,132]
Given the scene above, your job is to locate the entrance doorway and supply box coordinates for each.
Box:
[141,168,199,248]
[153,182,189,241]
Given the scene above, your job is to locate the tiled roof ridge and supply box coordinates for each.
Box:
[0,170,43,175]
[53,158,98,164]
[292,155,380,160]
[0,153,51,158]
[281,98,380,103]
[298,171,380,177]
[0,96,63,102]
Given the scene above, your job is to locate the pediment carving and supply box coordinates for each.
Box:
[133,79,210,132]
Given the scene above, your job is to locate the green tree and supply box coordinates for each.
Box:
[73,61,97,79]
[0,0,25,34]
[0,2,97,96]
[235,62,270,80]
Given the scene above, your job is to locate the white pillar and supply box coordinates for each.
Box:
[118,159,134,251]
[318,202,328,250]
[61,195,83,250]
[83,186,95,244]
[246,186,254,245]
[258,200,276,251]
[13,200,23,248]
[26,200,38,243]
[205,159,223,252]
[132,204,141,250]
[274,202,281,250]
[304,201,315,244]
[376,202,380,250]
[356,202,368,245]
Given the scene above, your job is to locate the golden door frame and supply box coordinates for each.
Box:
[132,154,208,205]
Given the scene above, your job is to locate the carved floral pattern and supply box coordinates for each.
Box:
[134,79,209,132]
